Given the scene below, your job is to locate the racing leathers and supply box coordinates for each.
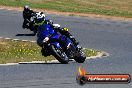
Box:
[34,17,81,49]
[46,20,80,48]
[22,8,36,30]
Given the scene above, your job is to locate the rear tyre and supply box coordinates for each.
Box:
[51,45,69,64]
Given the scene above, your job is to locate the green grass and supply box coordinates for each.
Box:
[0,38,98,64]
[82,48,98,57]
[0,0,132,17]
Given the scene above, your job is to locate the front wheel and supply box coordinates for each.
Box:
[50,45,69,64]
[74,50,86,63]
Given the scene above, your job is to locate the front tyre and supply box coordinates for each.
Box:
[74,51,86,63]
[51,45,69,64]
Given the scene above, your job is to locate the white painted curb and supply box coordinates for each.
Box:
[0,37,36,43]
[0,63,18,66]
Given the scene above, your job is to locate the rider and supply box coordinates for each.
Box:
[35,14,72,56]
[22,5,36,29]
[22,5,37,31]
[22,5,46,35]
[33,10,81,49]
[46,20,81,49]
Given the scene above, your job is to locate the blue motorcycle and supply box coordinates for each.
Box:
[37,24,86,64]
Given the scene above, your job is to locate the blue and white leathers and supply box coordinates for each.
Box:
[37,24,72,49]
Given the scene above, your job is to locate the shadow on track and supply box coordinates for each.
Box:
[19,60,74,65]
[19,62,64,65]
[16,33,35,36]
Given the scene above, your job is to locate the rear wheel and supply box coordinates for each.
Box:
[51,45,69,64]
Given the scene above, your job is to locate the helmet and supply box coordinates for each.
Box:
[35,12,45,25]
[24,5,29,11]
[36,12,45,22]
[62,27,69,31]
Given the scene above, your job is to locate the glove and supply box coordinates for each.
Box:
[70,35,75,39]
[53,24,60,29]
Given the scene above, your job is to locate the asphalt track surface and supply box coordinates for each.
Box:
[0,9,132,88]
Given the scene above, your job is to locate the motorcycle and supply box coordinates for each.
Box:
[39,24,86,64]
[22,12,38,35]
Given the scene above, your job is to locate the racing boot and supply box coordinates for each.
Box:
[22,19,30,29]
[41,48,50,57]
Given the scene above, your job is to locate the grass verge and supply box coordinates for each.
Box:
[0,38,98,64]
[1,0,132,18]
